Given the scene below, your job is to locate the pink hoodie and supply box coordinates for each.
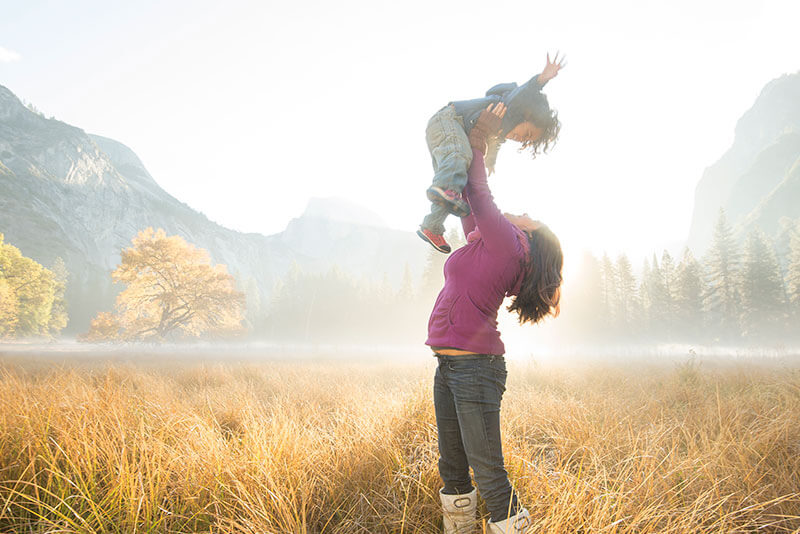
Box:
[426,149,529,355]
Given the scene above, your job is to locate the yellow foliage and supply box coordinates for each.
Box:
[78,312,120,342]
[0,278,17,337]
[85,228,244,341]
[0,233,65,338]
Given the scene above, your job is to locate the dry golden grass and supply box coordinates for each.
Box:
[1,352,799,533]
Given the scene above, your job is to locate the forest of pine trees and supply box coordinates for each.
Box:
[557,210,800,345]
[262,229,467,346]
[4,209,799,346]
[262,212,800,347]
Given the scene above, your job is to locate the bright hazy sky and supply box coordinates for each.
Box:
[1,0,799,265]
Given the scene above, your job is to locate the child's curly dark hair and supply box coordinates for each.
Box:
[501,91,561,159]
[519,107,560,158]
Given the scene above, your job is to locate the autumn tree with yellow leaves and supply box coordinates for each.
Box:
[0,233,68,338]
[82,228,245,341]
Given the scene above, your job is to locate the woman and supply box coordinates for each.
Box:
[428,103,563,534]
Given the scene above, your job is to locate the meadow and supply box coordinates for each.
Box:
[1,350,799,533]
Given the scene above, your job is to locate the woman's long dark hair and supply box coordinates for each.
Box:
[507,225,563,325]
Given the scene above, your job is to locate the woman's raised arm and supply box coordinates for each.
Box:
[464,150,523,256]
[463,104,521,255]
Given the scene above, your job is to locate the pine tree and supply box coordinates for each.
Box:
[267,262,302,339]
[242,276,262,332]
[787,222,800,324]
[675,248,705,341]
[704,209,741,341]
[376,272,394,304]
[615,254,638,335]
[774,216,796,274]
[398,263,415,301]
[420,248,446,306]
[661,251,679,338]
[644,254,670,339]
[47,257,69,334]
[661,251,676,309]
[394,262,422,343]
[600,253,617,332]
[740,229,785,339]
[639,257,653,337]
[315,267,361,343]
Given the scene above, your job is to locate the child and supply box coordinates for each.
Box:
[417,53,565,253]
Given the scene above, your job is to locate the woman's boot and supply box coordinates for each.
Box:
[440,487,477,534]
[487,507,531,534]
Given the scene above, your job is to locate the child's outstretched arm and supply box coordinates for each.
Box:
[464,149,521,257]
[537,51,567,87]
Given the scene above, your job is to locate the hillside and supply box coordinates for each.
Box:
[687,72,800,252]
[0,85,427,333]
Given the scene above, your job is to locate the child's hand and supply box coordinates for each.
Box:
[539,52,566,85]
[469,103,506,155]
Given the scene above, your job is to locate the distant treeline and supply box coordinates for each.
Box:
[258,231,464,345]
[554,209,800,345]
[3,209,799,345]
[260,209,800,346]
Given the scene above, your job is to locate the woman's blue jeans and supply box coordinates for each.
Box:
[433,353,520,522]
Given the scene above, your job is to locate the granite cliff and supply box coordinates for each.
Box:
[687,72,800,253]
[0,85,426,333]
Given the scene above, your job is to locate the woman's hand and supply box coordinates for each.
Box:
[483,102,506,132]
[539,51,566,85]
[469,102,507,155]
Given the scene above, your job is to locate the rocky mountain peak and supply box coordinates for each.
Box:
[0,85,427,333]
[0,85,28,120]
[732,73,800,157]
[299,197,386,228]
[687,71,800,253]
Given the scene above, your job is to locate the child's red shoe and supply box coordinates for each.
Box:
[417,228,451,254]
[426,186,471,218]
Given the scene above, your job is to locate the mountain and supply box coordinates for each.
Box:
[0,85,427,333]
[687,72,800,253]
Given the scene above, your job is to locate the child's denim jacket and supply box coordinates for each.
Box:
[449,74,543,173]
[450,74,543,136]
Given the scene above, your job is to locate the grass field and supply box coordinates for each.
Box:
[1,351,799,533]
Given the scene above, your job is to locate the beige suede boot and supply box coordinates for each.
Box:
[487,507,531,534]
[440,487,477,534]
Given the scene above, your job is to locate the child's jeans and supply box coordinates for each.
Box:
[421,105,473,235]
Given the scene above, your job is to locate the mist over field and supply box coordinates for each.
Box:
[3,71,800,348]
